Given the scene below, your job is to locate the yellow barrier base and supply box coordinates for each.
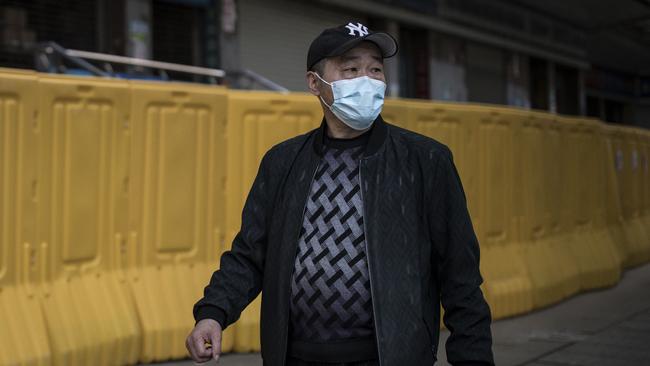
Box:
[0,286,51,366]
[522,237,580,309]
[622,218,650,267]
[42,274,140,366]
[481,246,533,319]
[130,262,218,363]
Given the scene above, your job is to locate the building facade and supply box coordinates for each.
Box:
[0,0,649,128]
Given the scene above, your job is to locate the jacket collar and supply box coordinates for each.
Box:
[312,114,388,157]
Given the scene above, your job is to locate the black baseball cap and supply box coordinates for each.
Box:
[307,21,398,71]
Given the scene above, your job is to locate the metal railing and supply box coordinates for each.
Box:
[227,69,289,92]
[33,41,289,91]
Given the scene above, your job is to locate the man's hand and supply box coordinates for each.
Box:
[186,318,223,363]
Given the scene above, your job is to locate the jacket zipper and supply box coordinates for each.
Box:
[281,161,320,366]
[359,158,383,366]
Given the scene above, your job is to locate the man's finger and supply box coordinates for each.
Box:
[186,336,194,357]
[210,330,222,361]
[187,335,210,363]
[186,336,199,360]
[193,334,213,360]
[188,341,212,365]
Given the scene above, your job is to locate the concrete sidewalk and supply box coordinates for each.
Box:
[146,262,650,366]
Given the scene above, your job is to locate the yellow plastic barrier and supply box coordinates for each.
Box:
[391,101,625,317]
[565,117,620,289]
[127,81,229,362]
[631,129,650,254]
[599,124,630,265]
[224,91,322,352]
[629,128,650,257]
[471,106,535,319]
[588,120,625,283]
[603,124,634,266]
[511,110,574,308]
[638,130,650,245]
[609,126,650,266]
[0,68,51,366]
[36,74,140,366]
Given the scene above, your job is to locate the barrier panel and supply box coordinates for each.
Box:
[631,129,650,255]
[603,125,635,266]
[588,120,625,283]
[564,118,620,289]
[224,91,322,352]
[36,74,140,366]
[609,126,650,266]
[637,130,650,245]
[628,128,650,257]
[508,110,577,309]
[600,124,631,267]
[0,68,51,366]
[471,106,534,319]
[2,68,650,365]
[127,81,228,362]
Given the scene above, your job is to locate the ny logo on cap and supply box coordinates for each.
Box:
[345,22,369,37]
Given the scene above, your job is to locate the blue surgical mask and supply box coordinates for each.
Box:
[314,73,386,131]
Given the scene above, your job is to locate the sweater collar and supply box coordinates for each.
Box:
[313,114,388,157]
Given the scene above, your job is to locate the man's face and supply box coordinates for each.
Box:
[307,41,385,104]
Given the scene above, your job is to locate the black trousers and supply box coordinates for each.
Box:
[285,357,379,366]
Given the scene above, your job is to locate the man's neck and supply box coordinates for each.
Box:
[324,112,371,139]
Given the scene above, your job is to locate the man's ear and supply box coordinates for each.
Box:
[306,72,321,96]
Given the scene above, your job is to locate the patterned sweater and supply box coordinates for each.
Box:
[288,128,377,362]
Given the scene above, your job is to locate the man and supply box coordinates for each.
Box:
[186,22,494,366]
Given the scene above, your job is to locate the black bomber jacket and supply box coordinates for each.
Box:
[194,115,494,366]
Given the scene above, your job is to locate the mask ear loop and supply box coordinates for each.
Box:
[311,72,334,109]
[311,71,332,86]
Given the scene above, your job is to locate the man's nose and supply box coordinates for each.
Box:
[362,71,384,82]
[359,69,370,77]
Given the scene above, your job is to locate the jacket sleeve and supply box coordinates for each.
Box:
[428,147,494,366]
[193,149,275,329]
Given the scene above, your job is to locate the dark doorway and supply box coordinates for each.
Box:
[604,99,624,124]
[399,26,429,99]
[152,0,220,81]
[586,95,601,119]
[529,57,549,111]
[555,64,579,115]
